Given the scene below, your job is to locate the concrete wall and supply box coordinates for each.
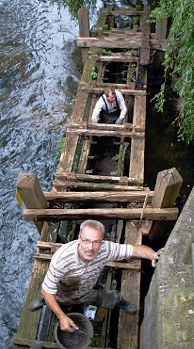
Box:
[140,187,194,349]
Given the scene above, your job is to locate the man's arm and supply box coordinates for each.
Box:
[115,91,127,124]
[131,245,160,267]
[41,288,78,332]
[91,97,104,123]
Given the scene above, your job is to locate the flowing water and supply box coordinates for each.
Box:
[0,1,194,348]
[0,0,101,347]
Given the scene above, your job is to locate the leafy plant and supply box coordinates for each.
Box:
[150,0,194,145]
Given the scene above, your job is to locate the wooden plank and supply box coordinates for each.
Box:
[89,86,146,96]
[129,95,146,184]
[100,8,144,16]
[16,172,47,233]
[76,37,166,50]
[53,180,146,191]
[156,18,168,39]
[78,7,90,62]
[57,134,79,173]
[14,338,111,349]
[150,167,183,240]
[34,253,141,272]
[118,221,142,349]
[14,260,48,342]
[23,207,179,221]
[77,138,91,173]
[69,122,134,131]
[96,54,139,62]
[140,5,150,65]
[14,338,58,349]
[66,127,144,138]
[44,191,154,203]
[55,171,137,183]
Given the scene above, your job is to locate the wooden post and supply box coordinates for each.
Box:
[16,172,48,233]
[155,18,168,39]
[149,167,183,240]
[77,7,90,63]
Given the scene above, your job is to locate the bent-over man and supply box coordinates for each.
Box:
[91,87,127,124]
[40,219,160,332]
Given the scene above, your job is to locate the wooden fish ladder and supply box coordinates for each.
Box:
[13,4,182,349]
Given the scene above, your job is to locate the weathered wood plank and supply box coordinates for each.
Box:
[150,167,183,240]
[69,122,134,131]
[118,221,142,349]
[34,253,140,271]
[96,54,139,62]
[156,18,168,39]
[129,95,146,184]
[16,172,48,233]
[44,190,154,203]
[77,138,91,173]
[100,8,144,16]
[14,338,111,349]
[66,127,144,138]
[140,5,150,65]
[14,260,48,342]
[55,171,137,183]
[78,7,90,62]
[23,207,178,221]
[88,86,146,96]
[57,134,79,173]
[76,37,166,50]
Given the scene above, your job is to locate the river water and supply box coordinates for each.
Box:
[0,0,102,347]
[0,0,194,348]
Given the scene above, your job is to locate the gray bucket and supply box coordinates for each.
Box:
[54,312,93,349]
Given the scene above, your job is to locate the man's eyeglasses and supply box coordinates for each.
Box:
[79,234,103,247]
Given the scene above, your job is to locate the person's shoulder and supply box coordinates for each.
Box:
[52,240,77,262]
[115,90,123,98]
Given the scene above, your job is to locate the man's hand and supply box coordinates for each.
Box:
[131,245,164,267]
[59,313,79,332]
[115,117,123,124]
[151,248,164,267]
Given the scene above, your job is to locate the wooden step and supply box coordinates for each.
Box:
[23,207,178,221]
[44,190,154,203]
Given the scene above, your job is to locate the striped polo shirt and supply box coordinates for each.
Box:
[42,240,132,302]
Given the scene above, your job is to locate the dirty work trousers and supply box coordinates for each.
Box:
[73,289,124,310]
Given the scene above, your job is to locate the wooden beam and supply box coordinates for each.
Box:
[53,180,144,191]
[16,172,47,233]
[78,7,90,62]
[140,5,150,65]
[96,54,139,62]
[66,127,144,138]
[34,253,140,271]
[89,87,146,96]
[69,122,134,131]
[14,338,111,349]
[149,167,183,240]
[152,167,183,208]
[118,220,142,348]
[44,191,154,203]
[23,207,178,221]
[76,37,166,50]
[156,18,168,39]
[129,95,146,184]
[55,171,137,183]
[100,8,144,16]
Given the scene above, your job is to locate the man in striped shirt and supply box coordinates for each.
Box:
[41,219,160,332]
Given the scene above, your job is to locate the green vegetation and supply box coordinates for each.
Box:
[52,0,96,17]
[151,0,194,144]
